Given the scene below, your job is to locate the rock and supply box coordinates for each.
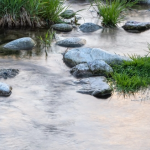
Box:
[79,23,102,32]
[3,37,35,50]
[64,47,131,67]
[71,63,93,77]
[122,21,150,32]
[71,60,113,77]
[0,69,19,79]
[0,82,12,96]
[75,77,112,98]
[52,23,73,32]
[60,10,75,19]
[56,37,86,47]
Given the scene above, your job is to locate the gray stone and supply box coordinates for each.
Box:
[122,21,150,32]
[0,82,12,96]
[4,37,35,50]
[75,77,112,97]
[71,63,93,77]
[79,23,102,32]
[0,69,19,79]
[56,37,86,47]
[64,47,131,67]
[60,10,75,19]
[71,60,113,77]
[52,23,73,32]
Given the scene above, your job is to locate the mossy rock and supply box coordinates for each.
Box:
[60,10,75,19]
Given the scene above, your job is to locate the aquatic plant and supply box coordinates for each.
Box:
[38,29,55,57]
[108,46,150,93]
[0,0,66,28]
[92,0,139,27]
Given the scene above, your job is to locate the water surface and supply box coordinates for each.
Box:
[0,1,150,150]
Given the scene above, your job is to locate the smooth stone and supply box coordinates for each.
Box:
[70,60,113,77]
[56,37,86,47]
[0,82,12,96]
[3,37,35,50]
[75,77,112,98]
[60,10,75,19]
[64,47,131,67]
[122,21,150,32]
[71,63,93,77]
[79,23,102,32]
[0,69,19,79]
[52,23,73,32]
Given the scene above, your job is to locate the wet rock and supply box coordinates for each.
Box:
[71,60,113,77]
[75,77,112,98]
[0,82,12,96]
[3,37,35,50]
[64,47,131,67]
[79,23,102,32]
[71,63,93,77]
[56,37,86,47]
[122,21,150,32]
[0,69,19,79]
[60,10,75,19]
[52,23,73,32]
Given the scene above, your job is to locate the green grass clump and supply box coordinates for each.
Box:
[92,0,139,27]
[109,55,150,93]
[0,0,66,27]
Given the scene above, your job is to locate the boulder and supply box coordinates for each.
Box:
[75,77,112,98]
[3,37,35,50]
[56,37,86,47]
[52,23,73,32]
[122,21,150,32]
[70,60,113,77]
[0,69,19,79]
[0,82,12,96]
[60,10,75,19]
[64,47,131,67]
[79,23,102,32]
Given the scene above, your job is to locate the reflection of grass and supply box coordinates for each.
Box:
[37,29,55,58]
[0,48,20,55]
[109,48,150,93]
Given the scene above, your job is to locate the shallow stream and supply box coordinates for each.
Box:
[1,1,150,150]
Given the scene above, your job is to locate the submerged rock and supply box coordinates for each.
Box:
[52,23,73,32]
[0,69,19,79]
[79,23,102,32]
[75,77,112,98]
[60,10,75,19]
[3,37,35,50]
[0,82,12,96]
[122,21,150,32]
[56,37,86,47]
[64,47,131,67]
[71,60,113,77]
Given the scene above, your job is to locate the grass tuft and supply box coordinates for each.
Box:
[109,52,150,93]
[92,0,139,27]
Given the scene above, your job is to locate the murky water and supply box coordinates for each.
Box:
[1,1,150,150]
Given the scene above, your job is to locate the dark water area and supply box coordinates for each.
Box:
[0,1,150,150]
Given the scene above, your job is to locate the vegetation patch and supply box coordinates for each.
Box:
[0,0,66,28]
[92,0,139,27]
[108,50,150,93]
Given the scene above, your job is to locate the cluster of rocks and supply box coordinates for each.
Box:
[50,9,138,98]
[2,9,149,98]
[64,47,131,98]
